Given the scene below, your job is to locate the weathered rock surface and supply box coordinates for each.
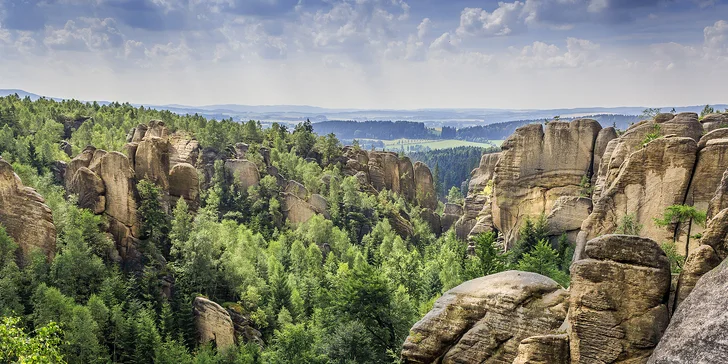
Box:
[493,120,602,246]
[398,157,416,203]
[419,208,441,235]
[596,113,702,199]
[401,271,569,364]
[193,297,235,350]
[707,168,728,219]
[68,167,106,214]
[699,112,728,132]
[413,161,437,210]
[169,163,200,209]
[577,137,698,258]
[648,259,728,364]
[512,334,570,364]
[469,153,501,194]
[0,160,57,265]
[681,137,728,252]
[674,244,721,308]
[592,127,618,185]
[282,193,317,225]
[546,196,592,235]
[169,132,200,166]
[569,235,671,364]
[308,194,328,216]
[285,180,308,200]
[92,152,139,243]
[144,119,168,139]
[135,136,171,189]
[225,159,260,191]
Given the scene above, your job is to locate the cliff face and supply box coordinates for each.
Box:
[0,159,56,266]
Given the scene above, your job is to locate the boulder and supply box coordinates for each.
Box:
[569,235,671,364]
[648,259,728,364]
[169,132,200,166]
[512,334,570,364]
[226,306,263,346]
[492,120,602,246]
[401,271,569,364]
[88,149,108,171]
[68,167,106,214]
[0,160,57,265]
[225,159,260,191]
[193,297,235,350]
[285,180,308,200]
[387,210,414,239]
[169,163,200,209]
[135,136,171,189]
[577,137,698,259]
[414,162,437,210]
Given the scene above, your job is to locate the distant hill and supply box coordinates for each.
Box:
[1,88,724,127]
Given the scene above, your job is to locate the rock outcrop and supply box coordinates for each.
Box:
[569,235,671,364]
[225,159,260,191]
[413,161,437,210]
[591,127,618,185]
[453,152,500,240]
[0,160,57,265]
[648,259,728,364]
[546,196,592,243]
[513,334,570,364]
[68,166,106,214]
[169,163,200,210]
[577,137,698,258]
[492,120,602,246]
[699,112,728,132]
[401,271,568,363]
[135,136,171,190]
[169,132,200,166]
[193,297,235,350]
[341,148,437,213]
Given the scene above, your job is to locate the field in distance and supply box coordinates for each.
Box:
[380,138,503,152]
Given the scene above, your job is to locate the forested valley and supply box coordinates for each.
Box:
[0,95,575,364]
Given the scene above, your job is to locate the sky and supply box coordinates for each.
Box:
[0,0,727,109]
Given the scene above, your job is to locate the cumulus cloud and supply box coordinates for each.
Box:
[704,20,728,60]
[456,3,526,37]
[43,17,123,51]
[509,37,601,68]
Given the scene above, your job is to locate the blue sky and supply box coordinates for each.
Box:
[0,0,726,109]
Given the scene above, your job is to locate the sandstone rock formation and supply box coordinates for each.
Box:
[169,163,200,210]
[193,297,235,350]
[401,271,568,363]
[0,160,56,265]
[453,152,500,240]
[577,137,698,258]
[225,159,260,191]
[699,112,728,132]
[648,259,728,364]
[591,127,618,185]
[513,334,570,364]
[68,166,106,214]
[569,235,671,364]
[169,132,200,167]
[135,136,171,190]
[413,161,437,210]
[546,196,592,243]
[492,120,602,246]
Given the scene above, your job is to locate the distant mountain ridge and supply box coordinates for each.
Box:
[1,89,725,127]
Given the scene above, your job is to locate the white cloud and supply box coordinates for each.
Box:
[429,32,460,53]
[417,18,431,39]
[43,17,123,51]
[456,3,526,37]
[704,20,728,60]
[509,37,601,68]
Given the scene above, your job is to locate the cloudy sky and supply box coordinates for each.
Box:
[0,0,727,109]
